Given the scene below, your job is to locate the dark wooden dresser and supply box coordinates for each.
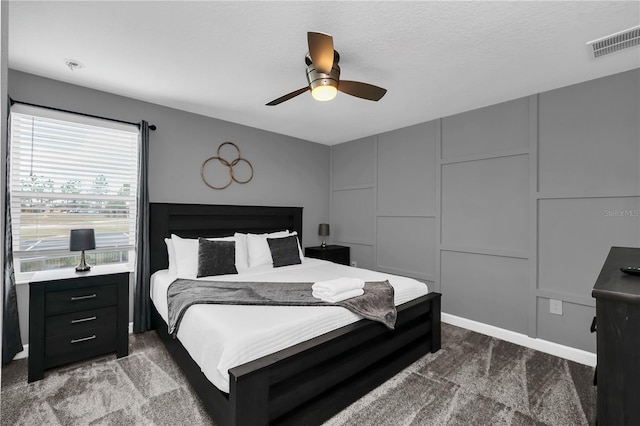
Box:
[28,265,129,382]
[305,245,350,266]
[592,246,640,425]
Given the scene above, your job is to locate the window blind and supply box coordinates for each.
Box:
[9,104,139,280]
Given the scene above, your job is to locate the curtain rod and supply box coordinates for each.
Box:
[9,97,157,131]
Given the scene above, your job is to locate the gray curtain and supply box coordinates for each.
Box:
[3,104,24,363]
[133,121,151,332]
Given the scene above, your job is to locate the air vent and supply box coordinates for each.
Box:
[587,25,640,58]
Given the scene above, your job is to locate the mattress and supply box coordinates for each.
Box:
[150,257,429,393]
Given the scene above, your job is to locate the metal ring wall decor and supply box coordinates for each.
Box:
[201,142,254,190]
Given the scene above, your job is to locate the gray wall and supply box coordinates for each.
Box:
[8,70,330,344]
[330,69,640,352]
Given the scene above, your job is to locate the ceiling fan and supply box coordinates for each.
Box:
[266,32,387,106]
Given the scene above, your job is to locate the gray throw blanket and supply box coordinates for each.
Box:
[166,279,397,337]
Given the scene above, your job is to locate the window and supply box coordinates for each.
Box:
[9,104,139,282]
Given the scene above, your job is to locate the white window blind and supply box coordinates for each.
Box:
[9,104,140,282]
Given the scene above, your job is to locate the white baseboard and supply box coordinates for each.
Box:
[442,313,597,367]
[12,322,136,362]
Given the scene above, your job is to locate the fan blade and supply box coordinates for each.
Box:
[308,32,334,74]
[338,80,387,101]
[266,87,310,106]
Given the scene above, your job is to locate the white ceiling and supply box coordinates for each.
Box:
[8,1,640,145]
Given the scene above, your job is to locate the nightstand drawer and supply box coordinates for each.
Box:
[45,306,117,338]
[45,284,117,315]
[45,325,116,368]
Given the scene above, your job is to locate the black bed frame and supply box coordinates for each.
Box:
[149,203,442,426]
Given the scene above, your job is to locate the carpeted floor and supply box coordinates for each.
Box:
[1,323,596,425]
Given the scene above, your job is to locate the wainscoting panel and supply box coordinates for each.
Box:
[441,250,529,334]
[376,216,435,282]
[538,69,640,195]
[331,136,375,188]
[536,297,596,353]
[343,243,374,270]
[377,122,436,216]
[329,70,639,357]
[441,97,529,159]
[538,196,640,296]
[331,188,374,245]
[441,154,529,252]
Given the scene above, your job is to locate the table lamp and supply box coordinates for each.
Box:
[70,229,96,272]
[318,223,330,248]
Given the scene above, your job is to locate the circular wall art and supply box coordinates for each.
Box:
[201,142,254,190]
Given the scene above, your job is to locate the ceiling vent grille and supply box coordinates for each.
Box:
[587,25,640,58]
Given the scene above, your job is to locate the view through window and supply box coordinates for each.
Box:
[9,104,139,281]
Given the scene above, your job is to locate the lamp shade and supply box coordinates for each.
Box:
[318,223,330,237]
[70,229,96,251]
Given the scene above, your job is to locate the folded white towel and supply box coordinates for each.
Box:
[311,278,365,296]
[312,288,364,303]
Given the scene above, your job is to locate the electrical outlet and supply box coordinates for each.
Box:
[550,299,563,315]
[350,261,357,267]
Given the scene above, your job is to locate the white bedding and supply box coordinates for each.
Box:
[150,257,429,393]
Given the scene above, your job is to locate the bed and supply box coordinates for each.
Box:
[149,203,442,426]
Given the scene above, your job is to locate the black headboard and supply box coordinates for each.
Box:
[149,203,303,274]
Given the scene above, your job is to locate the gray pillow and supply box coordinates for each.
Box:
[197,238,238,277]
[267,235,302,268]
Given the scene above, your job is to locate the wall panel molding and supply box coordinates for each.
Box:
[333,238,374,246]
[440,148,529,165]
[537,192,640,200]
[332,240,374,247]
[434,119,442,292]
[528,94,539,338]
[376,266,434,283]
[535,289,595,308]
[440,245,529,260]
[376,214,436,219]
[372,135,378,268]
[332,184,375,192]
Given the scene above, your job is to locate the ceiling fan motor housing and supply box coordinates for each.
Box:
[306,57,340,91]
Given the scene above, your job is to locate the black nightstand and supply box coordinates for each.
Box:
[28,265,129,382]
[305,245,350,266]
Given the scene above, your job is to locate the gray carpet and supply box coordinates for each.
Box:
[1,324,596,425]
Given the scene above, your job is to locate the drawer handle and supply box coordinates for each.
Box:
[70,335,96,344]
[70,294,97,301]
[71,316,97,324]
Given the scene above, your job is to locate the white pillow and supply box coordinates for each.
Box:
[247,231,290,268]
[164,238,177,275]
[171,234,245,278]
[289,231,305,262]
[233,233,249,271]
[246,230,304,268]
[171,234,200,278]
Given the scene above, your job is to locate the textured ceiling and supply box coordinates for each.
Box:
[8,1,640,145]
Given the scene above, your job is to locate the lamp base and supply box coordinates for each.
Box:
[321,240,327,248]
[75,251,91,272]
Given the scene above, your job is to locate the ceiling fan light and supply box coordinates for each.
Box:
[311,85,338,101]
